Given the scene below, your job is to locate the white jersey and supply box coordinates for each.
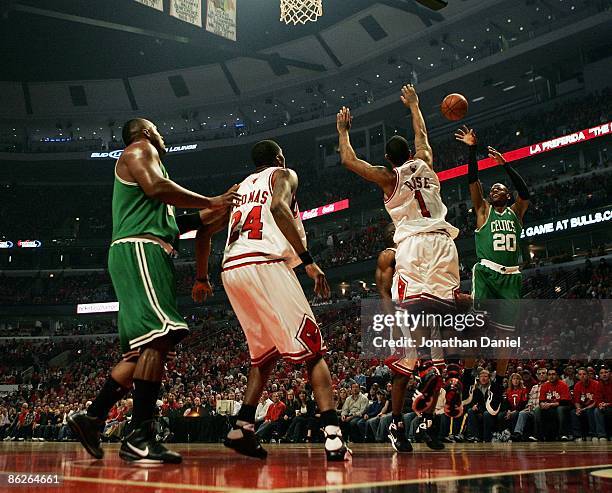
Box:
[384,158,458,244]
[222,167,306,270]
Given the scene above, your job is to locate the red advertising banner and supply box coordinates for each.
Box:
[179,198,350,239]
[300,199,350,221]
[437,121,612,182]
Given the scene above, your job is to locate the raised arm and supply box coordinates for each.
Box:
[270,168,330,299]
[121,141,239,210]
[336,107,396,197]
[488,147,531,223]
[400,85,433,168]
[455,126,488,229]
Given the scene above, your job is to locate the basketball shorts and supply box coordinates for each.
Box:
[221,260,326,366]
[108,238,188,354]
[392,231,460,305]
[472,262,522,331]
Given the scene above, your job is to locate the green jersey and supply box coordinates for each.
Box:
[475,206,522,267]
[111,161,179,244]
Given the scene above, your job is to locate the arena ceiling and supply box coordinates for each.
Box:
[1,0,452,82]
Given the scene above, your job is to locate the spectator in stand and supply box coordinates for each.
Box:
[500,373,528,434]
[513,367,548,441]
[539,368,572,441]
[279,390,299,439]
[598,366,612,438]
[562,365,577,390]
[340,383,369,442]
[356,390,388,442]
[464,369,504,443]
[284,391,316,443]
[255,391,273,431]
[255,392,287,443]
[571,368,606,441]
[335,388,347,415]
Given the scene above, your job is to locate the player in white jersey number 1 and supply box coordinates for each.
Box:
[221,140,351,461]
[337,85,462,452]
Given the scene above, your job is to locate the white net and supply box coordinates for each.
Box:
[280,0,323,25]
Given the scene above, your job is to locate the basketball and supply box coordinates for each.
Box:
[441,93,468,121]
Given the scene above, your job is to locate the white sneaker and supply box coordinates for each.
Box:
[599,437,608,442]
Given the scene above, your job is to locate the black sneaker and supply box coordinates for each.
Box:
[387,422,413,452]
[224,423,267,459]
[119,420,182,464]
[67,412,104,459]
[323,426,352,461]
[415,416,444,450]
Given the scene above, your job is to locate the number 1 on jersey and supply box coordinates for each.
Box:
[414,190,431,218]
[228,205,264,245]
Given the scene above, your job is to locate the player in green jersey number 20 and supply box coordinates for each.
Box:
[455,126,530,375]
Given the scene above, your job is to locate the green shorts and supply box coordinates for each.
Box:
[108,239,188,354]
[472,262,522,330]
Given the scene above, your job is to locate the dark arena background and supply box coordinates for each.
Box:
[1,1,611,492]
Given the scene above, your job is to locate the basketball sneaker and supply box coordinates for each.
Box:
[67,411,105,459]
[443,363,464,418]
[224,422,268,459]
[323,425,352,461]
[119,420,182,464]
[387,421,413,452]
[412,366,442,414]
[415,415,444,450]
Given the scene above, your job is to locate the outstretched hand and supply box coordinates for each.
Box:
[209,184,241,210]
[454,125,477,146]
[336,106,352,133]
[487,146,506,165]
[400,84,419,107]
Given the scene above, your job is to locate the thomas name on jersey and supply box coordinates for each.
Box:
[238,190,270,207]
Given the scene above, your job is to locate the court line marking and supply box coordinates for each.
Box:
[591,468,612,478]
[59,462,612,493]
[62,475,254,492]
[262,463,612,493]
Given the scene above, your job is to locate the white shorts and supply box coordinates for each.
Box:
[392,231,460,304]
[221,260,326,367]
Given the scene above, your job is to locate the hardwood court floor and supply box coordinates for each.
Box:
[0,441,610,492]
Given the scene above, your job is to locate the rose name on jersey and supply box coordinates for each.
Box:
[403,176,431,191]
[490,219,517,233]
[239,189,270,206]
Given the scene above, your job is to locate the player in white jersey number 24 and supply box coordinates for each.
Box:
[336,85,461,453]
[218,140,351,461]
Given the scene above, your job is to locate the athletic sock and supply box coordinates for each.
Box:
[319,409,339,428]
[87,377,129,421]
[131,379,161,428]
[236,404,256,425]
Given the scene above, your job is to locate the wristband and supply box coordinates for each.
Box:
[196,277,209,283]
[299,251,314,266]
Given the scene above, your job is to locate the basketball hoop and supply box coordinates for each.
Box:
[280,0,323,25]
